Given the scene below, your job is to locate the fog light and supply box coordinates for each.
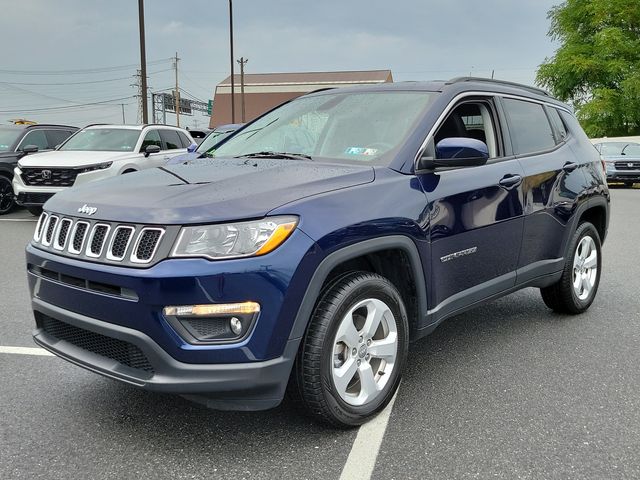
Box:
[230,317,242,335]
[162,302,260,344]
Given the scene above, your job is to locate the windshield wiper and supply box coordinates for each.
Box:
[235,151,313,161]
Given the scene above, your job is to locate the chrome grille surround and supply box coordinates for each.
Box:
[42,215,59,247]
[85,223,111,258]
[54,218,73,251]
[31,212,175,268]
[34,212,49,242]
[130,228,165,264]
[106,226,135,261]
[68,221,90,255]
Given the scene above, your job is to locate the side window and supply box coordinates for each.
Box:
[502,98,555,155]
[45,129,75,149]
[18,130,49,151]
[160,130,182,150]
[178,132,192,147]
[547,107,568,143]
[433,100,500,158]
[140,130,162,151]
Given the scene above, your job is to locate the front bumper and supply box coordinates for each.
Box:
[26,227,320,408]
[12,170,64,206]
[606,169,640,182]
[33,298,298,410]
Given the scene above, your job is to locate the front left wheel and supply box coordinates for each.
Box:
[0,175,16,215]
[292,271,409,428]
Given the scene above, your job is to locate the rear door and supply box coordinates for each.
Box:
[502,98,586,281]
[159,130,186,162]
[44,129,76,150]
[417,96,525,318]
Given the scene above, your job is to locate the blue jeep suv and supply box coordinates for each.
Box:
[26,78,609,427]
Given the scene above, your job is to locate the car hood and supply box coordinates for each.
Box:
[18,150,134,168]
[45,157,375,224]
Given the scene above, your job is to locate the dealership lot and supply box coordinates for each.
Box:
[1,188,639,480]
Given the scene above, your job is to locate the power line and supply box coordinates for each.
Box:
[0,58,172,76]
[0,68,174,86]
[0,96,136,114]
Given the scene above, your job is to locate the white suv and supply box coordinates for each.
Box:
[13,124,195,215]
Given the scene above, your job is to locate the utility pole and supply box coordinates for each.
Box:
[229,0,235,123]
[121,103,126,124]
[237,57,248,122]
[132,70,146,123]
[174,52,180,127]
[137,0,148,123]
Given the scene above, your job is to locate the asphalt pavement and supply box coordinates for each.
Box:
[1,189,639,479]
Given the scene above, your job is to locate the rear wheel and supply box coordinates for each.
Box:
[292,271,408,427]
[540,222,601,314]
[0,176,15,215]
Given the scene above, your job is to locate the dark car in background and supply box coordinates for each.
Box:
[593,141,640,187]
[185,128,210,145]
[0,124,77,214]
[166,123,243,165]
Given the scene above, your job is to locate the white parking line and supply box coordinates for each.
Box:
[0,218,37,222]
[0,346,54,356]
[339,390,399,480]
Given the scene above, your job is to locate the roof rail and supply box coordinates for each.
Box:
[446,77,550,97]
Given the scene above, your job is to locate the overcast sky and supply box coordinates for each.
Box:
[0,0,559,128]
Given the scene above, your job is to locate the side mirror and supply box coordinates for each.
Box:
[22,145,39,154]
[418,137,489,171]
[187,143,198,153]
[144,144,161,157]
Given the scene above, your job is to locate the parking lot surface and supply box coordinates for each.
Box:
[2,188,639,479]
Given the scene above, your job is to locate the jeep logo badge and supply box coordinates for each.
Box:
[78,204,97,216]
[41,169,52,180]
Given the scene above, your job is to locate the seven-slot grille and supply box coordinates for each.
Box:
[34,212,165,265]
[21,167,80,187]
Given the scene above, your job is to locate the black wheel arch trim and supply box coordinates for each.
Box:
[288,235,429,341]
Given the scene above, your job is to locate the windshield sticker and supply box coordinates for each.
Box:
[345,147,378,156]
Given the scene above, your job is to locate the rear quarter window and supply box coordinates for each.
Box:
[503,98,556,155]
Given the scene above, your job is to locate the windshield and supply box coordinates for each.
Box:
[213,91,435,164]
[0,128,22,152]
[197,129,237,155]
[598,142,640,157]
[60,128,140,152]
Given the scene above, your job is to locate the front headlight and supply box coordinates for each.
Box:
[78,161,113,174]
[171,215,298,260]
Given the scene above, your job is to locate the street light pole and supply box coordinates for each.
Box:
[229,0,235,124]
[138,0,148,123]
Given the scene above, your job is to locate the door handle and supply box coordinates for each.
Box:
[563,162,578,172]
[498,174,522,189]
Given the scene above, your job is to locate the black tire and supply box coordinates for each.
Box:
[624,181,635,188]
[291,271,409,428]
[540,222,602,314]
[0,175,16,215]
[27,206,43,216]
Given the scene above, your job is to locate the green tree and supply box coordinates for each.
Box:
[536,0,640,137]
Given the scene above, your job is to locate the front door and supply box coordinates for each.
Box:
[417,97,525,318]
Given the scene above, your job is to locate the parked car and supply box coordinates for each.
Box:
[13,124,194,215]
[593,141,640,187]
[185,128,210,145]
[166,123,244,165]
[26,78,609,427]
[0,124,77,214]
